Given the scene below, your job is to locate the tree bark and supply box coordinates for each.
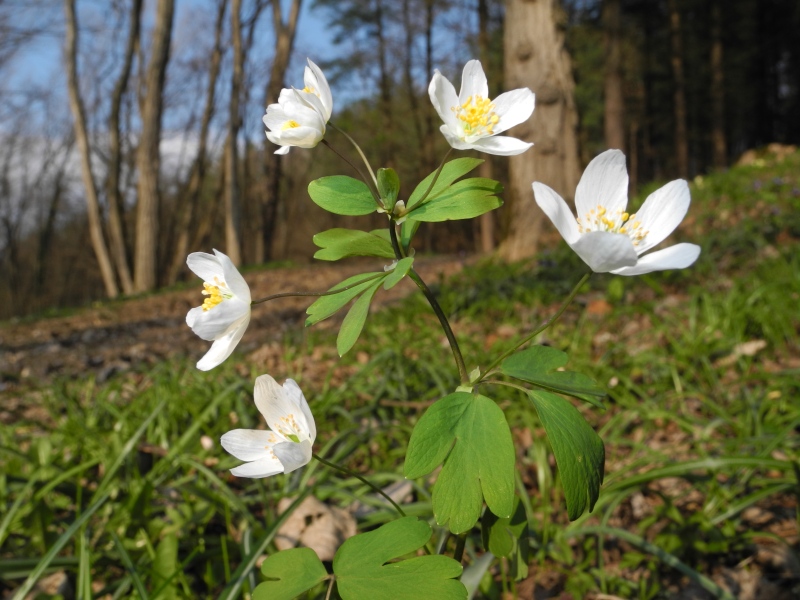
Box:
[499,0,581,262]
[63,0,119,298]
[134,0,174,292]
[477,0,494,253]
[603,0,625,151]
[710,0,726,169]
[165,0,227,284]
[263,0,303,262]
[225,0,244,265]
[668,0,689,178]
[105,0,142,295]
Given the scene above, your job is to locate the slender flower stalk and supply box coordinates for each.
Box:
[250,273,385,305]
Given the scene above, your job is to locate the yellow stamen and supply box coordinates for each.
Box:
[282,120,300,130]
[576,204,649,245]
[202,283,223,311]
[452,94,499,137]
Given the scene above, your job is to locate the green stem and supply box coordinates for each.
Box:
[479,272,590,382]
[453,534,466,563]
[325,577,335,600]
[321,139,382,207]
[312,453,406,517]
[387,223,469,384]
[410,147,453,209]
[251,273,385,305]
[329,121,379,190]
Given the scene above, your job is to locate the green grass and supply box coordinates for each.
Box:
[2,150,799,598]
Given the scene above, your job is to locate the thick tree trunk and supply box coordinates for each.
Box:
[134,0,174,292]
[710,0,726,169]
[668,0,689,178]
[225,0,244,265]
[603,0,625,151]
[105,0,142,295]
[63,0,119,298]
[165,0,227,284]
[499,0,581,262]
[262,0,302,262]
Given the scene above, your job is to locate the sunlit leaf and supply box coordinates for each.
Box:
[306,272,385,326]
[528,390,605,520]
[407,158,484,209]
[501,345,606,408]
[337,280,383,356]
[383,257,414,290]
[405,392,514,533]
[253,548,327,600]
[407,178,502,222]
[333,517,466,600]
[309,176,377,216]
[313,228,395,261]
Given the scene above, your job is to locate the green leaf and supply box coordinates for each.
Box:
[151,533,178,599]
[377,168,400,206]
[528,390,605,520]
[404,393,515,533]
[337,280,383,356]
[313,228,395,261]
[407,178,503,222]
[399,220,421,252]
[383,257,414,290]
[501,345,606,408]
[253,548,328,600]
[407,157,483,209]
[481,496,529,581]
[306,272,384,326]
[333,517,466,600]
[309,176,377,216]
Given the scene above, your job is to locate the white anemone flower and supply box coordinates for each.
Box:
[534,149,701,276]
[185,249,251,370]
[221,375,316,478]
[263,59,332,155]
[429,59,535,156]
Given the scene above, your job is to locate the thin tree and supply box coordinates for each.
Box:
[709,0,726,169]
[225,0,244,265]
[500,0,581,261]
[668,0,688,177]
[134,0,175,292]
[63,0,119,298]
[603,0,625,151]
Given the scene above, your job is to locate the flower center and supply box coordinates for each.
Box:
[282,119,301,130]
[452,95,499,138]
[275,413,304,442]
[577,205,649,245]
[201,278,232,311]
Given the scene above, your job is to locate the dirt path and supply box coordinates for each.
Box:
[0,256,468,392]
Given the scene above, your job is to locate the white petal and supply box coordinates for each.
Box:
[263,105,290,131]
[196,314,250,370]
[633,179,690,254]
[186,252,224,283]
[469,135,533,156]
[229,456,284,479]
[273,439,313,473]
[254,375,312,441]
[186,305,204,329]
[440,126,475,151]
[213,249,250,301]
[490,88,535,135]
[611,243,701,276]
[459,60,488,102]
[571,231,639,272]
[533,182,579,244]
[306,59,332,119]
[429,71,460,134]
[274,145,291,155]
[190,298,250,341]
[575,150,629,220]
[220,429,281,461]
[283,379,316,441]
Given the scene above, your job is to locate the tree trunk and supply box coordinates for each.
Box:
[499,0,581,262]
[165,0,227,284]
[105,0,142,295]
[63,0,119,298]
[477,0,494,253]
[225,0,244,265]
[603,0,625,151]
[710,0,726,169]
[134,0,174,292]
[668,0,689,178]
[262,0,302,262]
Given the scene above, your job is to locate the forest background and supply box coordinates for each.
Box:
[0,0,799,318]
